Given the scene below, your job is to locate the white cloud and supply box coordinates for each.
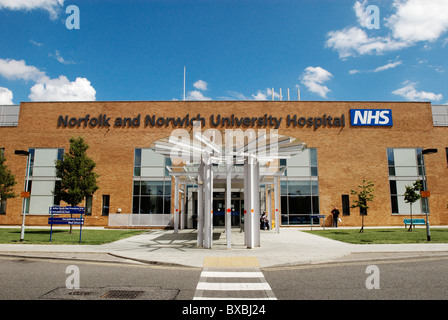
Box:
[251,88,280,101]
[354,0,370,28]
[29,76,96,101]
[0,87,13,104]
[30,40,43,47]
[326,0,448,59]
[392,82,443,101]
[0,0,65,19]
[386,0,448,43]
[0,58,48,82]
[186,90,211,101]
[0,58,96,102]
[326,27,408,59]
[374,60,402,72]
[193,80,208,91]
[51,50,75,65]
[300,66,333,99]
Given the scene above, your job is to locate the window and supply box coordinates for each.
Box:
[132,180,171,214]
[133,148,172,216]
[446,148,448,166]
[342,195,350,215]
[387,148,426,215]
[284,148,318,177]
[0,198,6,215]
[25,148,64,215]
[102,195,110,215]
[281,180,319,225]
[0,148,4,158]
[134,148,171,177]
[280,148,319,225]
[85,195,93,216]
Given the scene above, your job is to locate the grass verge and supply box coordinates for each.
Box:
[0,228,147,245]
[305,227,448,244]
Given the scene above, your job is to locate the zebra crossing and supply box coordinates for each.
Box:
[193,257,276,300]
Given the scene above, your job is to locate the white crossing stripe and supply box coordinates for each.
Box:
[201,271,265,278]
[196,282,273,291]
[193,259,276,300]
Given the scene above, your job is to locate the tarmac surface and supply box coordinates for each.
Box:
[1,226,448,268]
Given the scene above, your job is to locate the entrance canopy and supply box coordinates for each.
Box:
[149,128,306,249]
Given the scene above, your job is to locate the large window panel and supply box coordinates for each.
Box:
[388,148,426,215]
[29,195,54,215]
[394,149,417,167]
[32,149,58,177]
[26,148,64,215]
[132,180,171,214]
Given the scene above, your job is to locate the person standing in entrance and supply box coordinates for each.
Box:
[331,206,340,227]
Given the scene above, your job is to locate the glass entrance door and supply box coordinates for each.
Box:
[212,192,243,227]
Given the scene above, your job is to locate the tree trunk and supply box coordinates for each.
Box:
[408,204,413,232]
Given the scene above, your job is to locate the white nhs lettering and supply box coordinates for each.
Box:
[351,109,392,126]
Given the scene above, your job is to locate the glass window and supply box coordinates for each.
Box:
[446,148,448,166]
[134,148,170,177]
[85,195,93,215]
[388,148,426,215]
[285,148,318,177]
[280,179,320,225]
[102,195,110,215]
[25,148,63,215]
[132,180,171,214]
[288,181,311,196]
[0,198,6,215]
[342,195,350,216]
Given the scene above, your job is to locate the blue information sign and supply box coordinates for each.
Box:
[48,217,84,225]
[49,206,85,214]
[48,206,85,243]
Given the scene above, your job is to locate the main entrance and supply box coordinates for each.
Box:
[213,192,244,227]
[151,127,307,249]
[189,189,245,228]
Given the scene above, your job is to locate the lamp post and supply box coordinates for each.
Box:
[421,148,437,242]
[14,150,30,242]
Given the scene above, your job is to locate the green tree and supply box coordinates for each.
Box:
[350,179,375,233]
[0,153,17,212]
[404,180,423,231]
[54,137,99,231]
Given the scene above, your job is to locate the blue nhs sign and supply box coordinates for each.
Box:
[350,109,393,126]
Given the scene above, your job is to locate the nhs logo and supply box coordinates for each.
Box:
[350,109,393,126]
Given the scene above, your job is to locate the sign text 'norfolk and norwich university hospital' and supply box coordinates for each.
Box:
[0,101,447,242]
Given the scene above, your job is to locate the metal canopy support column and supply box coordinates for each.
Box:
[246,156,259,249]
[180,184,186,230]
[225,163,232,249]
[197,162,204,247]
[174,176,180,234]
[274,175,280,233]
[203,155,213,249]
[243,158,248,246]
[267,188,272,231]
[254,160,260,247]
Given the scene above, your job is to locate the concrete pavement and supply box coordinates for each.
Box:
[1,227,448,268]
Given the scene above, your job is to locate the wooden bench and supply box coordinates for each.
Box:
[404,218,426,228]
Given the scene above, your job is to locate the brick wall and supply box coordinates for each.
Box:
[0,101,446,227]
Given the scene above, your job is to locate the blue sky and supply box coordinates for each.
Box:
[0,0,447,104]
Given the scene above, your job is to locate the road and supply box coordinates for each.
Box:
[0,254,447,301]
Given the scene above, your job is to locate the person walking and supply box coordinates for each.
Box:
[331,206,340,227]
